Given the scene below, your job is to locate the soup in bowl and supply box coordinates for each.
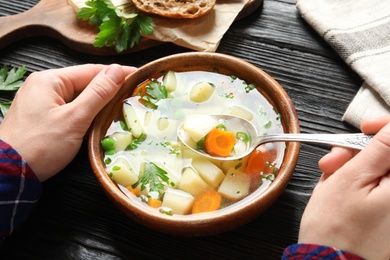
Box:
[89,52,300,236]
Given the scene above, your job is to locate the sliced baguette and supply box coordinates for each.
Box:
[131,0,216,19]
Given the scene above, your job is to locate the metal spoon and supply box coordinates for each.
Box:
[177,114,374,160]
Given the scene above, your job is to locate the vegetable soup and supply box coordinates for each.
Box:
[101,70,285,216]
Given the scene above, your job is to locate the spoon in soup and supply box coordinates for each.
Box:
[177,114,374,161]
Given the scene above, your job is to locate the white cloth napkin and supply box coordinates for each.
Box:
[296,0,390,128]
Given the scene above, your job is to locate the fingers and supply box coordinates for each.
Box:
[318,116,390,185]
[69,64,136,122]
[44,64,135,103]
[361,115,390,134]
[353,121,390,182]
[318,147,357,181]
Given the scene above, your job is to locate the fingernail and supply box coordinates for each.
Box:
[105,64,124,84]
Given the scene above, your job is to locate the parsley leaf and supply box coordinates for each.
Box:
[141,80,168,109]
[135,162,174,198]
[0,65,26,91]
[0,101,12,119]
[0,65,27,119]
[77,0,154,53]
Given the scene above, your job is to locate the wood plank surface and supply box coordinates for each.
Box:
[0,0,362,259]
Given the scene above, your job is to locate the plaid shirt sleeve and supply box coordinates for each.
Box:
[0,140,42,246]
[282,243,364,260]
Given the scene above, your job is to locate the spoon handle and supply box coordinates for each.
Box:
[259,133,374,150]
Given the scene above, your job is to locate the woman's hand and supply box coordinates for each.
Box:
[0,64,136,181]
[299,115,390,260]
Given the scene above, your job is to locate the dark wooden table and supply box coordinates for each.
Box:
[0,0,362,259]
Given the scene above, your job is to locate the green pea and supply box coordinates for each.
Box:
[105,150,116,156]
[102,137,115,150]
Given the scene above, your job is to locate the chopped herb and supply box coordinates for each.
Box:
[230,75,238,82]
[141,80,168,109]
[262,171,276,181]
[195,137,205,150]
[119,120,128,130]
[258,106,267,116]
[225,92,234,99]
[276,113,282,120]
[235,162,243,170]
[216,124,227,131]
[159,141,180,155]
[134,162,174,198]
[113,165,121,171]
[77,0,154,53]
[104,157,112,165]
[244,83,256,93]
[127,133,147,150]
[264,120,272,129]
[159,208,173,216]
[236,132,249,142]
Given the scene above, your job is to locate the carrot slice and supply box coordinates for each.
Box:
[204,128,236,157]
[132,79,151,98]
[147,197,162,208]
[245,149,272,178]
[126,186,141,196]
[191,190,222,214]
[132,79,152,106]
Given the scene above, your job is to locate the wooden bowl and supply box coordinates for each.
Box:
[88,52,300,236]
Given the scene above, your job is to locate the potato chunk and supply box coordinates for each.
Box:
[123,102,144,138]
[110,132,133,152]
[162,188,194,215]
[182,114,218,142]
[189,82,215,103]
[218,168,251,200]
[178,167,211,197]
[228,105,254,121]
[192,157,225,188]
[162,70,177,92]
[107,158,138,187]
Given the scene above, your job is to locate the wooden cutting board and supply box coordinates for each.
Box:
[0,0,263,55]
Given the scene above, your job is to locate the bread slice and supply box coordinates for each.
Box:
[131,0,216,19]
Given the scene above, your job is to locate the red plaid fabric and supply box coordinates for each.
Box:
[0,140,41,246]
[283,243,364,260]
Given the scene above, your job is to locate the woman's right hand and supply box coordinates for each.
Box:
[299,115,390,260]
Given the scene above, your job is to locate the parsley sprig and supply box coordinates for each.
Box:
[141,80,168,109]
[134,162,175,198]
[0,65,27,118]
[77,0,154,53]
[0,65,26,91]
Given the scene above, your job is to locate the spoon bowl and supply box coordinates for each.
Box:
[178,114,374,160]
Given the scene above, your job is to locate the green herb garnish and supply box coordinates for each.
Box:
[236,132,249,142]
[0,65,27,118]
[135,162,174,198]
[127,133,147,150]
[0,101,12,119]
[141,80,168,109]
[216,124,227,131]
[244,83,256,93]
[77,0,154,53]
